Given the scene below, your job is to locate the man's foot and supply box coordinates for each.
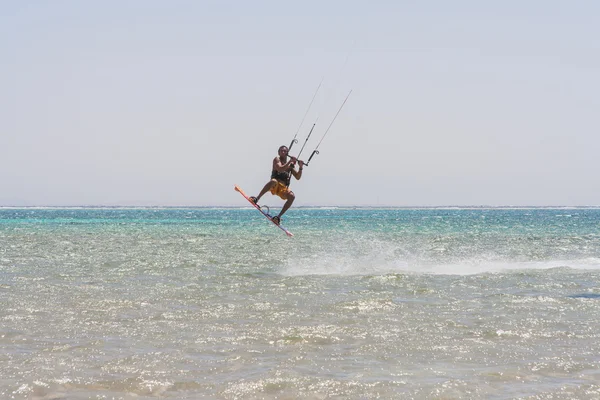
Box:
[271,215,281,225]
[249,196,258,205]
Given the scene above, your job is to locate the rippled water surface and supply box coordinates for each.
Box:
[1,208,600,399]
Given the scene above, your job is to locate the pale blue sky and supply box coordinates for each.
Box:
[2,1,599,206]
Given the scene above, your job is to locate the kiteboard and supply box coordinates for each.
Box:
[234,185,293,237]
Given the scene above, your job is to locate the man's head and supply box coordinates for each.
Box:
[278,145,289,157]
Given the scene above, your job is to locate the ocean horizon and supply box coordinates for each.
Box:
[2,204,600,209]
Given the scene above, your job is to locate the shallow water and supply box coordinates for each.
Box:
[1,208,600,399]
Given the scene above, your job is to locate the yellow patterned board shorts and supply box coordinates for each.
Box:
[270,180,291,200]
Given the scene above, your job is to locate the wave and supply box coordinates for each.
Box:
[281,256,600,276]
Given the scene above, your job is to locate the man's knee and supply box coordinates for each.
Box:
[287,191,295,201]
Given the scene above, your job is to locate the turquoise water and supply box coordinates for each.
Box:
[1,208,600,399]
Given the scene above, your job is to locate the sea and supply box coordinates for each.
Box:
[1,207,600,399]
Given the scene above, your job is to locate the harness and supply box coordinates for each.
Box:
[271,170,290,186]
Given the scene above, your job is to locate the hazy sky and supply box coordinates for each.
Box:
[2,1,599,206]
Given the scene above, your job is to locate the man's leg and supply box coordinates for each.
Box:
[276,191,295,219]
[254,179,278,203]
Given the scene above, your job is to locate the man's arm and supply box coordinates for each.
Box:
[290,160,304,180]
[273,156,297,173]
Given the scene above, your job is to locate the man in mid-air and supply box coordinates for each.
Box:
[250,145,304,225]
